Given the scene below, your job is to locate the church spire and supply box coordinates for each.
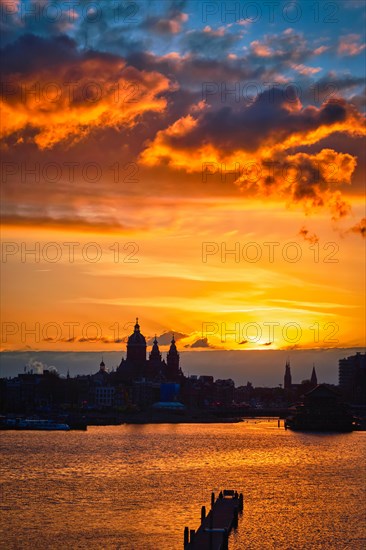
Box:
[167,333,180,379]
[284,359,292,390]
[311,364,317,386]
[149,334,162,365]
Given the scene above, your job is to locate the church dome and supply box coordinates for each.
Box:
[128,318,147,347]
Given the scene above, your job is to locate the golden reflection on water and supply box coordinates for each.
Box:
[0,421,365,549]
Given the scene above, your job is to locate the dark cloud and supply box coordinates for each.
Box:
[298,227,319,244]
[0,33,78,74]
[186,337,214,349]
[146,331,187,345]
[347,218,366,238]
[140,1,188,36]
[166,90,359,154]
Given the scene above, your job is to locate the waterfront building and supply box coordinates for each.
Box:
[338,352,366,404]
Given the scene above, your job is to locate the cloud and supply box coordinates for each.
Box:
[182,27,242,58]
[186,337,215,348]
[141,90,364,165]
[313,46,329,55]
[137,1,189,36]
[141,12,188,35]
[0,33,172,149]
[338,34,366,56]
[250,40,272,57]
[140,83,362,220]
[290,63,322,76]
[298,227,319,244]
[347,218,366,238]
[246,29,323,66]
[146,331,187,345]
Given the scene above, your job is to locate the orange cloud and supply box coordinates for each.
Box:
[1,51,171,149]
[250,40,273,57]
[140,97,364,172]
[140,95,365,219]
[139,91,362,220]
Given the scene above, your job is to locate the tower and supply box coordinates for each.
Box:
[149,336,162,365]
[310,364,317,387]
[167,334,181,380]
[284,360,292,390]
[126,318,147,372]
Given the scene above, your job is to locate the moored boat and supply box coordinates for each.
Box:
[0,417,70,431]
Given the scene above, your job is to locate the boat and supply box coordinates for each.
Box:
[0,417,70,431]
[285,384,356,433]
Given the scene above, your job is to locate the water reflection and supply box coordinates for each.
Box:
[1,422,365,549]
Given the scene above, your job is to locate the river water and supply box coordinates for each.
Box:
[0,421,365,549]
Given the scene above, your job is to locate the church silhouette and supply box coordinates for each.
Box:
[116,318,183,382]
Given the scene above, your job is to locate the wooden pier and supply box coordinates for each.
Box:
[184,490,243,549]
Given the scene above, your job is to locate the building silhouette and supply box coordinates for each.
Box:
[339,352,366,404]
[283,360,318,398]
[117,318,183,383]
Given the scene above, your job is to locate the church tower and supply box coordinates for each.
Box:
[167,334,181,380]
[310,364,318,387]
[126,318,147,372]
[284,360,292,390]
[149,336,162,364]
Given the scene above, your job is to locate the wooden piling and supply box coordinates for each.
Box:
[184,526,189,547]
[233,506,238,528]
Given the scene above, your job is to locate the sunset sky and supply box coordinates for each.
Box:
[1,0,365,379]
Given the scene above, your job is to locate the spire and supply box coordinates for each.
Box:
[134,317,140,332]
[149,334,162,364]
[169,333,177,351]
[311,364,317,386]
[151,335,160,354]
[284,359,292,390]
[167,332,180,377]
